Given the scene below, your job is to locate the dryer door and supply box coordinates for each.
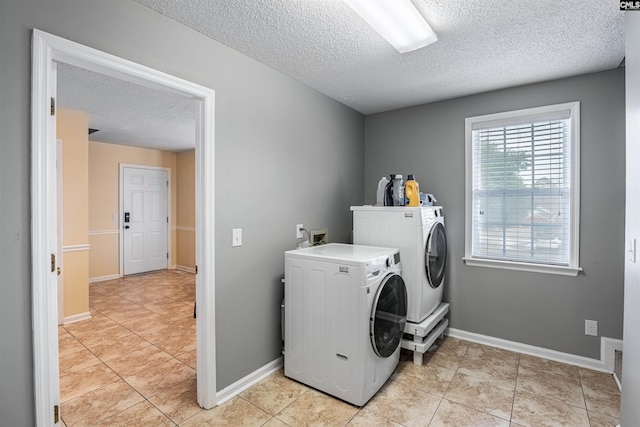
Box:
[370,274,407,358]
[425,222,447,288]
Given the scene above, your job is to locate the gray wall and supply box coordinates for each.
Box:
[0,0,363,423]
[364,69,626,359]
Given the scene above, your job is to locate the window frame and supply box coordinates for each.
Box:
[463,102,582,276]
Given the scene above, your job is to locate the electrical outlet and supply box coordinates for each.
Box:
[296,224,304,239]
[232,228,242,247]
[585,319,598,336]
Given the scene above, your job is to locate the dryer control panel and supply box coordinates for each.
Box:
[365,252,401,280]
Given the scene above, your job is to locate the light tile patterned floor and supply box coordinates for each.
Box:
[59,270,621,426]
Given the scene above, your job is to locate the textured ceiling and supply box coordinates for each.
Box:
[57,62,196,151]
[57,0,625,150]
[134,0,625,114]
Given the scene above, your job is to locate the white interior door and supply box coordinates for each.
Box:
[57,138,64,325]
[122,166,169,275]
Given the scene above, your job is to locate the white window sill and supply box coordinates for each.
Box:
[462,257,582,276]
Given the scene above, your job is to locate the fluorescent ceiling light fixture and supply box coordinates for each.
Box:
[344,0,437,53]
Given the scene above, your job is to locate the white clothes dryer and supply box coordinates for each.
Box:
[284,243,407,406]
[351,206,446,323]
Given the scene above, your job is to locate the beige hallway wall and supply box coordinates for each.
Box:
[57,109,90,318]
[176,150,195,270]
[88,141,178,280]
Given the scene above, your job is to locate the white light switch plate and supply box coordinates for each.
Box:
[232,228,242,247]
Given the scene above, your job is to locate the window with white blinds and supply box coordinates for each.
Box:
[464,102,581,275]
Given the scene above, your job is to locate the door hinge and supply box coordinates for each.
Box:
[50,253,56,273]
[54,405,59,423]
[195,265,198,274]
[167,252,169,259]
[50,97,55,116]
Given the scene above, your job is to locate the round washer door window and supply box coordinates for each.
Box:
[425,222,447,289]
[370,274,407,358]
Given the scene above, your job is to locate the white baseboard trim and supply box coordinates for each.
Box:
[601,337,623,373]
[446,327,610,373]
[176,265,196,274]
[216,357,283,405]
[63,311,92,325]
[89,274,121,283]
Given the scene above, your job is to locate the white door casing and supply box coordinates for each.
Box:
[121,166,169,276]
[31,29,217,426]
[622,12,640,427]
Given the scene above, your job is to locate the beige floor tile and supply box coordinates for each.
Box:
[437,336,471,356]
[516,365,585,408]
[587,409,620,427]
[466,343,520,363]
[63,315,117,337]
[518,354,580,379]
[155,332,196,357]
[59,348,102,374]
[240,369,309,415]
[84,333,152,362]
[106,307,157,324]
[58,333,86,357]
[59,363,120,402]
[74,324,133,348]
[93,400,175,427]
[422,347,465,371]
[262,417,290,427]
[181,396,271,426]
[105,345,174,377]
[60,380,144,426]
[430,398,510,427]
[583,386,621,419]
[276,388,359,426]
[444,372,515,420]
[91,297,140,313]
[176,351,197,369]
[579,368,621,397]
[364,379,441,427]
[392,359,456,396]
[124,357,195,398]
[511,391,590,427]
[119,311,167,329]
[347,408,403,426]
[136,322,191,343]
[144,300,195,318]
[148,377,202,424]
[457,353,519,389]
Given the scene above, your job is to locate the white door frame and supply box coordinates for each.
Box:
[31,29,217,426]
[119,164,172,276]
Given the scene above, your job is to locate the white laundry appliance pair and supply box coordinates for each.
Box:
[351,206,449,364]
[284,243,407,406]
[351,206,446,323]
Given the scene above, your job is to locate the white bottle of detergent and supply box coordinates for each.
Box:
[376,176,389,206]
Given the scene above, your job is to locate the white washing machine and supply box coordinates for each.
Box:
[284,243,407,406]
[351,206,446,324]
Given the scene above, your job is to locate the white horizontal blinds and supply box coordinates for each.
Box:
[472,113,571,265]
